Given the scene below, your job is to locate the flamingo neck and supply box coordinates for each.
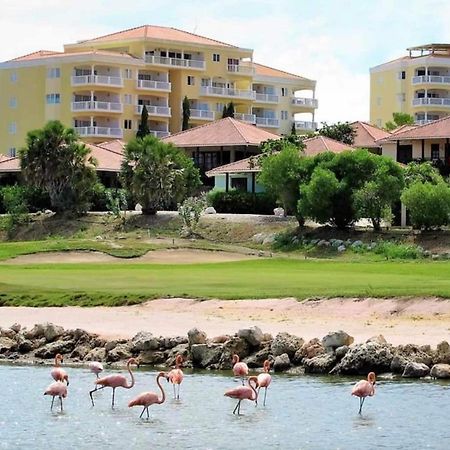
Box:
[248,377,258,401]
[126,362,135,389]
[232,355,239,364]
[175,356,181,369]
[54,357,60,367]
[156,374,166,404]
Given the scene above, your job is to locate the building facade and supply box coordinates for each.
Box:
[0,25,317,157]
[370,44,450,129]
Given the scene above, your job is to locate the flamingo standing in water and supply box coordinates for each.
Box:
[352,372,376,414]
[232,354,249,385]
[89,361,104,391]
[44,381,67,411]
[257,360,272,406]
[51,354,69,385]
[167,354,184,400]
[128,371,168,419]
[224,376,258,415]
[90,357,139,408]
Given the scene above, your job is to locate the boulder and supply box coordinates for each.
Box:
[84,347,106,361]
[106,343,132,362]
[191,344,223,369]
[10,323,21,333]
[42,323,65,342]
[211,335,230,344]
[131,331,160,352]
[204,206,216,214]
[435,341,450,364]
[237,326,264,347]
[162,336,188,350]
[138,351,166,365]
[331,239,344,248]
[273,207,285,217]
[322,331,354,352]
[0,337,18,354]
[394,344,433,367]
[187,328,207,346]
[24,324,46,340]
[0,328,16,339]
[402,362,430,378]
[70,345,91,360]
[391,355,408,374]
[219,337,250,369]
[17,339,33,354]
[366,335,388,345]
[271,332,304,358]
[430,363,450,379]
[251,233,266,244]
[317,240,330,248]
[335,345,350,360]
[34,340,76,358]
[297,338,325,360]
[105,339,128,352]
[351,240,363,248]
[337,245,346,252]
[262,234,276,245]
[273,353,291,372]
[304,353,337,374]
[166,343,190,363]
[243,346,271,368]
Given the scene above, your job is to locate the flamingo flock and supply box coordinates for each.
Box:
[43,352,377,417]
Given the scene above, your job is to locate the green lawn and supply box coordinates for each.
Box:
[1,259,450,306]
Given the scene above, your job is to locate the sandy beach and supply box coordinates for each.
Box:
[1,297,449,346]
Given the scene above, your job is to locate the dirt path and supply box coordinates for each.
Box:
[1,297,449,346]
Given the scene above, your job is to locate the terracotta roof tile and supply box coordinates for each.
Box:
[254,62,311,81]
[351,121,391,148]
[9,50,62,61]
[163,117,280,148]
[0,155,19,172]
[96,139,125,154]
[7,49,137,62]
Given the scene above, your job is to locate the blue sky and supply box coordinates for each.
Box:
[2,0,450,123]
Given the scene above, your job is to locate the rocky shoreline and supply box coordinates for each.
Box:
[1,323,449,379]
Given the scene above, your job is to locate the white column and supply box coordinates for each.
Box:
[400,203,407,228]
[90,116,94,127]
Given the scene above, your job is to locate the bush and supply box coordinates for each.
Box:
[0,185,29,237]
[401,181,450,229]
[178,194,207,236]
[207,190,277,214]
[371,241,423,260]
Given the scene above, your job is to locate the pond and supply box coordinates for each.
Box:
[0,364,449,449]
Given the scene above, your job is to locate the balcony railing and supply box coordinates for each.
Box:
[254,92,279,103]
[135,105,171,116]
[412,75,450,85]
[227,64,255,75]
[255,117,280,128]
[150,130,170,139]
[190,109,215,120]
[292,97,318,108]
[75,126,123,138]
[145,55,205,70]
[136,79,171,91]
[200,86,256,100]
[295,121,317,131]
[234,113,256,124]
[71,101,123,113]
[415,119,438,125]
[412,98,450,107]
[71,75,123,87]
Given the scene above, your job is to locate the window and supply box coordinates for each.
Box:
[8,122,17,134]
[46,93,60,104]
[187,76,195,86]
[281,87,288,96]
[10,72,17,82]
[398,71,406,80]
[9,97,17,108]
[281,110,288,120]
[124,68,132,79]
[124,119,132,130]
[228,58,239,66]
[212,53,220,62]
[231,177,248,191]
[123,94,132,104]
[431,144,440,160]
[8,147,16,157]
[47,68,61,78]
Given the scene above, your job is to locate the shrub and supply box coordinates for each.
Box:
[0,185,29,237]
[207,190,277,214]
[178,194,207,236]
[371,241,423,260]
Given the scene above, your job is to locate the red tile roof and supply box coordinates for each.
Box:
[351,121,391,148]
[390,124,417,135]
[254,63,311,81]
[163,117,280,148]
[8,49,137,62]
[77,25,236,48]
[9,50,62,61]
[96,139,125,154]
[0,155,19,172]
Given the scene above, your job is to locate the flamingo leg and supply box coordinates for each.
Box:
[111,388,116,409]
[89,385,105,406]
[173,383,176,399]
[177,384,180,400]
[232,400,241,415]
[139,407,145,418]
[146,407,149,420]
[358,397,366,414]
[241,377,245,386]
[60,396,63,412]
[50,396,55,410]
[263,387,268,407]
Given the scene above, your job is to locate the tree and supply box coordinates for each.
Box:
[404,161,443,186]
[136,104,150,138]
[318,122,356,145]
[385,112,415,132]
[222,102,235,118]
[182,96,190,131]
[121,135,201,215]
[291,122,297,136]
[178,194,207,237]
[20,120,97,214]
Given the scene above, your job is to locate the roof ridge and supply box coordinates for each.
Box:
[229,117,250,142]
[253,61,307,80]
[382,114,450,140]
[9,49,61,61]
[162,117,223,140]
[169,26,236,48]
[78,24,146,44]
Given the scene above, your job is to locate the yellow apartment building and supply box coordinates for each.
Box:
[370,43,450,128]
[0,25,317,157]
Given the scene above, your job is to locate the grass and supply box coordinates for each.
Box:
[1,258,450,306]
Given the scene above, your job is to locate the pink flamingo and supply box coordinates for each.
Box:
[352,372,376,414]
[44,381,67,411]
[257,360,272,406]
[51,353,69,386]
[90,357,139,408]
[167,354,184,400]
[232,354,249,385]
[89,361,104,391]
[224,376,258,415]
[128,371,168,419]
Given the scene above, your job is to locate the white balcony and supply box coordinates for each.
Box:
[415,119,437,125]
[412,75,450,85]
[71,75,123,87]
[150,130,170,139]
[135,105,171,117]
[255,117,279,128]
[75,126,123,138]
[71,101,123,113]
[412,98,450,107]
[145,55,205,70]
[190,109,215,120]
[234,113,256,124]
[200,86,256,100]
[292,97,318,108]
[254,92,279,103]
[295,120,317,131]
[227,64,255,75]
[136,79,171,92]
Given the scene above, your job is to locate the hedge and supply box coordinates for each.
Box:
[207,190,277,214]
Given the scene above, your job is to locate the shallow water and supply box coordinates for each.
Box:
[0,364,449,450]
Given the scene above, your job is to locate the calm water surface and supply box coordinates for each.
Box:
[0,364,449,449]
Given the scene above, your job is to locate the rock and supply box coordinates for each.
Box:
[244,346,271,368]
[271,332,304,358]
[331,342,393,375]
[166,343,190,361]
[10,323,21,333]
[18,339,33,354]
[335,345,349,360]
[43,323,65,342]
[337,245,346,252]
[351,240,363,248]
[219,337,250,369]
[317,240,330,248]
[187,328,207,346]
[70,345,90,360]
[431,254,440,260]
[107,343,132,362]
[34,340,76,358]
[191,344,223,368]
[304,353,337,374]
[0,328,16,339]
[95,235,103,241]
[237,326,264,347]
[24,324,46,340]
[310,239,319,246]
[391,355,408,373]
[251,233,266,244]
[331,239,344,248]
[322,331,354,352]
[138,351,166,365]
[0,337,18,354]
[297,338,325,361]
[131,332,160,352]
[394,344,433,367]
[262,234,276,245]
[402,362,430,378]
[436,341,450,364]
[366,335,388,345]
[273,207,285,217]
[162,336,188,350]
[44,209,53,215]
[204,206,216,214]
[430,363,450,379]
[85,347,106,361]
[262,333,273,342]
[135,203,142,212]
[273,353,291,372]
[211,335,230,344]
